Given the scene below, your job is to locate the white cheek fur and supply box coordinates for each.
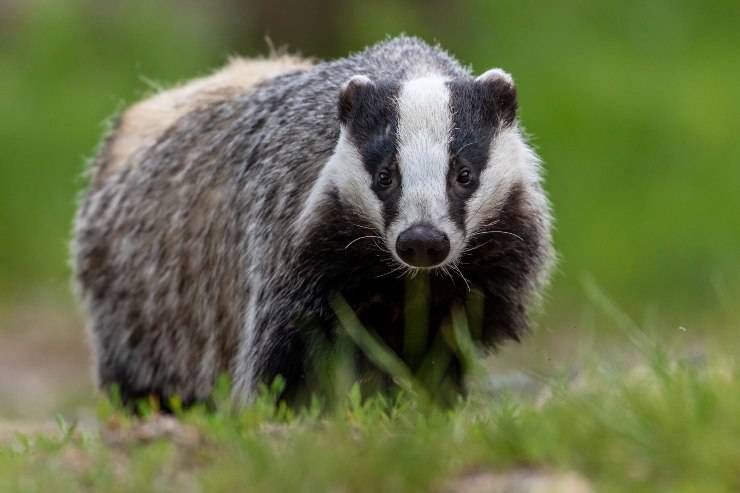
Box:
[464,126,542,235]
[297,129,384,234]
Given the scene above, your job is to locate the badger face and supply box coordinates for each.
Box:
[322,68,532,272]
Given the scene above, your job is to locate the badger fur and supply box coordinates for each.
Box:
[73,37,554,407]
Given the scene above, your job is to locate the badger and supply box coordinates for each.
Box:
[73,37,554,407]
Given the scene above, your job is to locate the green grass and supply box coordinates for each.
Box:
[2,287,739,492]
[1,339,738,492]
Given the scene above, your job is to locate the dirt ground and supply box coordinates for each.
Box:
[0,296,94,418]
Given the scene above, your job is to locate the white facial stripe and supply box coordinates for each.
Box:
[464,127,539,234]
[382,75,467,267]
[395,75,453,226]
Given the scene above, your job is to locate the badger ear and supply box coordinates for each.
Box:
[338,75,374,125]
[476,68,517,126]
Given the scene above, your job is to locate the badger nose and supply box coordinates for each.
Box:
[396,224,450,267]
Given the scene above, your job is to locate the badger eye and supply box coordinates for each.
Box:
[377,170,393,188]
[457,168,473,185]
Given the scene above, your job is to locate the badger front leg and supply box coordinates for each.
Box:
[229,285,317,405]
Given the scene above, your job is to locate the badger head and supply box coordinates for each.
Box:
[304,68,544,275]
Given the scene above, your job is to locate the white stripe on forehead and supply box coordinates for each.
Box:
[396,75,452,224]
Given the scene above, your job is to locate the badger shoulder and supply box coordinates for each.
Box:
[92,54,313,186]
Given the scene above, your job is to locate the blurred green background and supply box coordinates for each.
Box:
[1,0,738,331]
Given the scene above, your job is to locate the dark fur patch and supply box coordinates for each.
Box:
[446,80,500,229]
[341,80,402,227]
[479,75,518,127]
[458,184,545,344]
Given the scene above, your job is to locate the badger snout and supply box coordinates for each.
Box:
[395,223,450,268]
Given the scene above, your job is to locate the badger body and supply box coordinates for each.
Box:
[74,37,554,406]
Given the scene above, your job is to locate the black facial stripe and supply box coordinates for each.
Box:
[446,80,498,229]
[345,81,402,227]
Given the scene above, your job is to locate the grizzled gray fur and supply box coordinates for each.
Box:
[73,37,554,407]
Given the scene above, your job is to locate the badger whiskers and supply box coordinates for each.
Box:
[463,223,526,254]
[438,265,456,283]
[347,221,377,232]
[344,235,384,250]
[473,229,525,242]
[462,238,493,254]
[377,263,417,279]
[374,243,411,279]
[376,264,406,279]
[450,262,471,292]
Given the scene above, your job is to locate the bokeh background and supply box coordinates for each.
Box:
[1,0,738,417]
